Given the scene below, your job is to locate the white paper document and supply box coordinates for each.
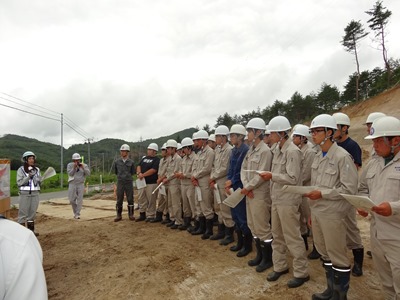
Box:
[136,178,147,189]
[340,194,375,210]
[242,169,267,175]
[214,183,221,204]
[42,167,57,181]
[195,186,202,201]
[159,185,166,196]
[223,188,244,208]
[152,182,163,194]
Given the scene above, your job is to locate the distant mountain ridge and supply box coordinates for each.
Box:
[0,127,197,171]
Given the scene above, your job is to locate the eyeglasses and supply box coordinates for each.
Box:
[309,129,325,135]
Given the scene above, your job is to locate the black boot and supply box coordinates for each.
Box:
[161,213,171,224]
[135,211,146,222]
[192,216,206,235]
[302,234,309,251]
[128,205,136,221]
[248,238,262,266]
[150,211,163,223]
[187,219,198,233]
[201,218,214,240]
[210,223,225,240]
[256,240,273,272]
[312,262,334,300]
[237,232,252,257]
[179,217,191,230]
[352,248,364,277]
[220,226,235,246]
[230,229,243,251]
[332,267,351,300]
[308,242,321,259]
[114,205,122,222]
[27,221,39,236]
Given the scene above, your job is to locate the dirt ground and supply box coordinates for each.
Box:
[11,192,384,300]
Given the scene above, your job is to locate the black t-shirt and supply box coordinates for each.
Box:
[139,156,160,184]
[337,137,362,167]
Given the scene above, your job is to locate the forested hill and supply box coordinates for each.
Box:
[0,127,197,171]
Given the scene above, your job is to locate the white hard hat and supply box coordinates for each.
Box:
[148,143,158,152]
[332,112,350,126]
[230,124,246,136]
[265,125,271,135]
[196,130,209,140]
[72,153,81,160]
[365,116,400,139]
[192,132,198,140]
[120,144,130,151]
[181,137,194,147]
[177,143,182,150]
[161,143,167,150]
[268,116,291,132]
[246,117,266,130]
[22,151,35,161]
[166,139,178,148]
[208,134,216,142]
[364,112,386,125]
[310,114,337,130]
[215,125,230,136]
[293,124,311,139]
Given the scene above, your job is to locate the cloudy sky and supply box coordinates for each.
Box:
[1,0,399,148]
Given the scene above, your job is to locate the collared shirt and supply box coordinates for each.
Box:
[227,143,249,190]
[301,143,317,186]
[211,143,233,186]
[180,152,196,185]
[114,158,134,182]
[165,153,182,185]
[192,145,215,179]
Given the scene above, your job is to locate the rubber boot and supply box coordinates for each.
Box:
[128,205,136,221]
[135,211,146,222]
[178,217,191,230]
[237,232,252,257]
[150,211,163,223]
[312,262,334,300]
[187,219,198,233]
[351,248,364,277]
[248,238,262,266]
[220,226,235,246]
[256,240,273,272]
[192,216,206,235]
[27,221,39,236]
[114,205,122,222]
[210,223,225,240]
[161,213,171,224]
[308,242,321,259]
[302,234,309,251]
[230,229,243,251]
[332,267,351,300]
[201,218,214,240]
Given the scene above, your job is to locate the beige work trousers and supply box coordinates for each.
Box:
[197,177,214,220]
[167,184,182,225]
[157,186,168,215]
[271,204,309,278]
[137,184,157,218]
[345,207,363,249]
[299,197,311,235]
[213,185,234,227]
[181,182,196,218]
[246,191,272,241]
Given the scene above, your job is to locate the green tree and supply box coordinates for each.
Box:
[316,83,341,113]
[202,124,211,133]
[215,112,234,128]
[342,20,368,101]
[366,1,392,85]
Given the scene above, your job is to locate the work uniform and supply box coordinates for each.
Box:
[17,165,42,226]
[0,217,48,300]
[210,143,233,227]
[137,155,160,219]
[310,143,358,269]
[67,162,90,218]
[156,157,169,216]
[192,145,215,220]
[240,141,272,241]
[114,157,135,210]
[358,152,400,299]
[180,151,196,219]
[270,141,308,279]
[165,153,182,225]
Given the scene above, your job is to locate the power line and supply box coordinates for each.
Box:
[0,102,60,122]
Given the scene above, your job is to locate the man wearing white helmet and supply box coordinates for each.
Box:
[332,112,365,277]
[260,116,309,287]
[114,144,135,222]
[177,143,184,158]
[304,114,358,299]
[241,117,274,272]
[17,151,43,236]
[209,125,233,243]
[67,153,90,219]
[175,137,197,231]
[136,143,160,222]
[357,116,400,299]
[364,112,386,157]
[151,143,169,223]
[292,125,317,252]
[208,134,217,150]
[191,129,215,239]
[225,124,251,256]
[163,139,183,229]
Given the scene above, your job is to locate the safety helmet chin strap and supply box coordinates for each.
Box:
[320,128,335,146]
[384,137,400,155]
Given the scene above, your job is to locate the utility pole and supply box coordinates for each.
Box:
[101,153,105,175]
[60,113,64,188]
[87,137,93,170]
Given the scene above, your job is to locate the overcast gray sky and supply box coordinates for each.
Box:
[1,0,399,148]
